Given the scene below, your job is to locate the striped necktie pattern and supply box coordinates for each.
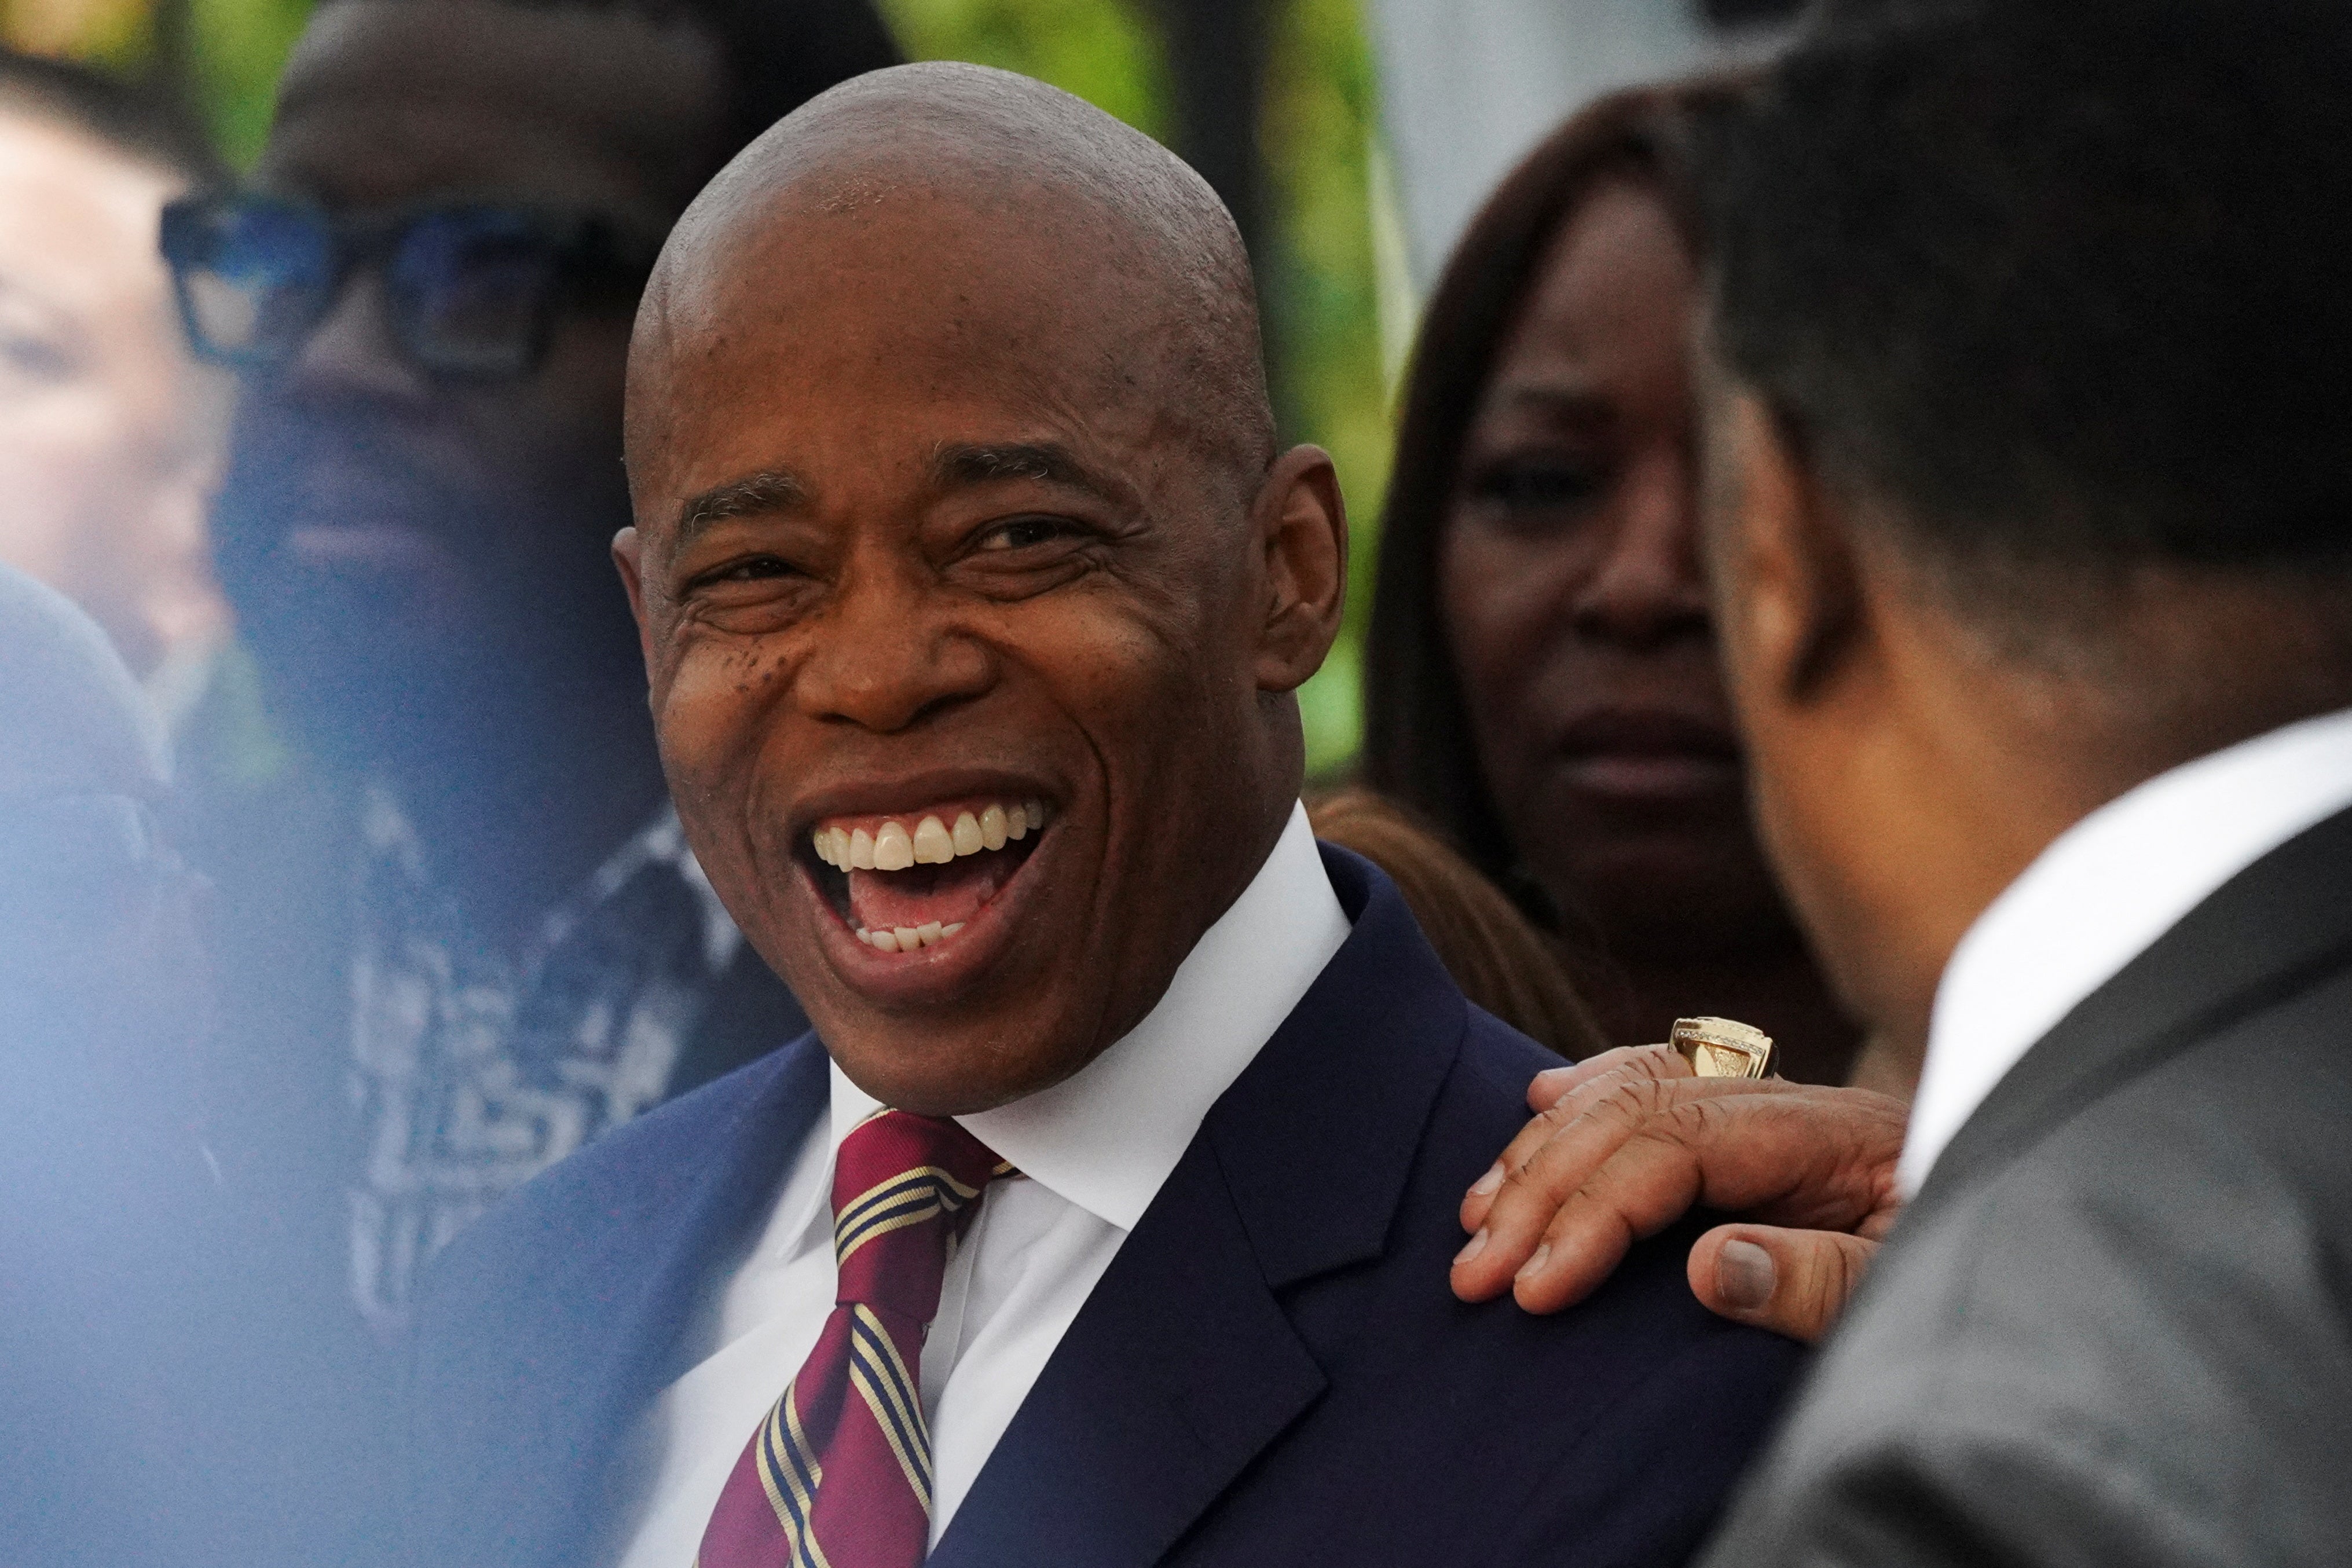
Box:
[697,1109,1012,1568]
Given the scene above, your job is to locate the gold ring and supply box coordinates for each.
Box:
[1670,1016,1776,1079]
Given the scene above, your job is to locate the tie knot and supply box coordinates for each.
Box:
[830,1110,1010,1312]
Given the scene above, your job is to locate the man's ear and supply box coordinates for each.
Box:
[1705,393,1863,709]
[1250,444,1349,693]
[611,526,658,679]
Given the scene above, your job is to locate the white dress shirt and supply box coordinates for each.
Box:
[1901,705,2352,1197]
[607,803,1350,1566]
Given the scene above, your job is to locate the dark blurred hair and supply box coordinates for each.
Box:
[1361,81,1726,909]
[330,0,901,167]
[1706,0,2352,590]
[0,47,222,188]
[1307,789,1605,1059]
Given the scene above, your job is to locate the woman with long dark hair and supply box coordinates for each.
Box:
[1364,84,1868,1086]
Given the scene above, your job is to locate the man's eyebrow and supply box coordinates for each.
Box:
[933,442,1130,506]
[673,470,811,543]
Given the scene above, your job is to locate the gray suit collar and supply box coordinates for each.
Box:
[1907,800,2352,1228]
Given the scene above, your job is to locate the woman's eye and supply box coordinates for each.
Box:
[1470,460,1606,513]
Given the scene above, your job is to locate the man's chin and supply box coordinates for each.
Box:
[779,878,1115,1116]
[822,1019,1096,1119]
[790,934,1101,1115]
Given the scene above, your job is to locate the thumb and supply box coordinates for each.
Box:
[1686,1223,1879,1344]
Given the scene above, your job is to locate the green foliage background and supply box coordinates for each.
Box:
[5,0,1397,771]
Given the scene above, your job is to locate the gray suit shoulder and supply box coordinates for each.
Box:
[1702,967,2352,1568]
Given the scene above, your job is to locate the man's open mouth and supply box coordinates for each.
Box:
[805,798,1048,952]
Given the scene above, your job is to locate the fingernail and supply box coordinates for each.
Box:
[1468,1163,1503,1197]
[1532,1066,1573,1090]
[1516,1244,1550,1281]
[1454,1229,1489,1266]
[1717,1239,1776,1310]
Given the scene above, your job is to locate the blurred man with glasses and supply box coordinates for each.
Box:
[166,0,899,1353]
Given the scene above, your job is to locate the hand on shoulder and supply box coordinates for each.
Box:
[1451,1043,1907,1343]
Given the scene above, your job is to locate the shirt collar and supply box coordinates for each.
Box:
[1902,704,2352,1196]
[819,801,1350,1233]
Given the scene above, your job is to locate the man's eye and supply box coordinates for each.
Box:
[705,555,796,584]
[976,517,1069,552]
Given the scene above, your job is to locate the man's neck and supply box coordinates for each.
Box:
[1851,577,2352,1075]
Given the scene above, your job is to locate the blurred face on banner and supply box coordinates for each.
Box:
[0,102,228,682]
[203,0,727,767]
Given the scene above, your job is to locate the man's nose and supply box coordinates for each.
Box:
[280,272,435,409]
[792,565,995,734]
[1570,454,1709,647]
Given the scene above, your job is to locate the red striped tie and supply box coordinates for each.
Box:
[697,1109,1012,1568]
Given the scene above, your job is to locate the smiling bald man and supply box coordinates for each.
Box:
[403,64,1800,1568]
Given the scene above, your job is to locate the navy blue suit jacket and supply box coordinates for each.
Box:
[406,848,1803,1567]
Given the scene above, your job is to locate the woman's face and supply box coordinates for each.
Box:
[0,109,226,678]
[1441,178,1793,959]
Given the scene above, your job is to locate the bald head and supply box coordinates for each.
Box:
[631,62,1274,497]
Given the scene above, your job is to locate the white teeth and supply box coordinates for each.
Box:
[874,820,915,871]
[856,921,968,952]
[822,798,1046,874]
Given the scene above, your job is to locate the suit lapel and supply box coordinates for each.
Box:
[1912,801,2352,1223]
[518,1034,830,1563]
[921,1140,1329,1568]
[607,1034,832,1396]
[929,848,1470,1568]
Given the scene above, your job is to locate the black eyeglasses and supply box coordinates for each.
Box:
[159,195,658,382]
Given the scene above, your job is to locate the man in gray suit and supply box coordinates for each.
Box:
[1459,0,2352,1559]
[1695,0,2352,1558]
